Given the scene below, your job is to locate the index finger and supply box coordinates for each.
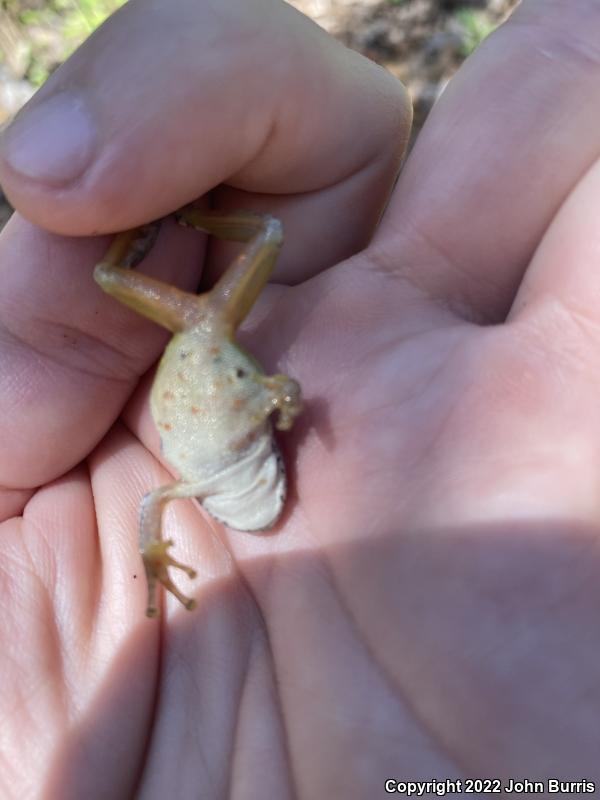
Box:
[0,0,410,281]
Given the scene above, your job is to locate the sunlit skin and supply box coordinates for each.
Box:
[94,210,302,616]
[0,0,599,796]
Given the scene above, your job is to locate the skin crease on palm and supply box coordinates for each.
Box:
[1,0,600,795]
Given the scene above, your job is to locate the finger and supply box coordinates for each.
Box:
[439,154,600,527]
[372,0,600,321]
[0,214,204,489]
[0,461,158,796]
[0,0,410,282]
[509,154,600,342]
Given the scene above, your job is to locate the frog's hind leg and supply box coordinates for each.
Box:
[103,220,162,269]
[94,223,202,333]
[177,207,303,430]
[140,480,209,617]
[175,207,283,331]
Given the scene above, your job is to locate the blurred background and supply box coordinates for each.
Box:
[0,0,520,229]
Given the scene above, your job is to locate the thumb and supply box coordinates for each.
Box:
[0,0,409,239]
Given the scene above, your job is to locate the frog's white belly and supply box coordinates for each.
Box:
[176,433,286,531]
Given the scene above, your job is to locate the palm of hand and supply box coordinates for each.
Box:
[2,0,600,795]
[4,202,599,796]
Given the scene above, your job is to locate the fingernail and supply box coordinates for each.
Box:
[1,91,96,186]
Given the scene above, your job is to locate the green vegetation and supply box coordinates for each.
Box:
[454,7,497,56]
[1,0,126,85]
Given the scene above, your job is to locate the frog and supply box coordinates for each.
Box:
[94,208,303,617]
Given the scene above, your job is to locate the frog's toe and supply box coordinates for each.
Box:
[142,539,197,616]
[159,573,197,612]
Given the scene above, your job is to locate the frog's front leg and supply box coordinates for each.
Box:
[140,480,211,617]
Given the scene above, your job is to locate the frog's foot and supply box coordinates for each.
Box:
[142,539,197,618]
[98,221,161,271]
[261,374,303,431]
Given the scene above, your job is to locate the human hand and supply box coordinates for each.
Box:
[0,0,599,797]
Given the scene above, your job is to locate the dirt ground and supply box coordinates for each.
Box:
[0,0,520,228]
[290,0,519,135]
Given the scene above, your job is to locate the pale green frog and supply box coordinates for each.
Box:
[94,209,302,617]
